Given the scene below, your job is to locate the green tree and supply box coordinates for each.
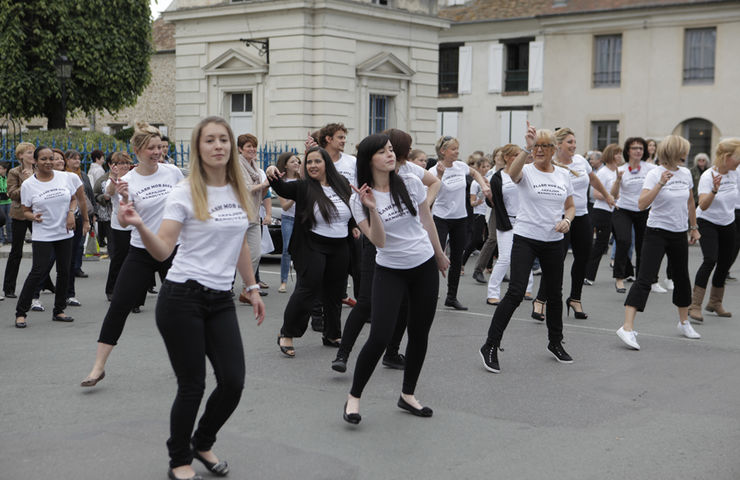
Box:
[0,0,152,129]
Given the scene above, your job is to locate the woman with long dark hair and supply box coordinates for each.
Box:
[275,152,302,293]
[343,133,448,424]
[688,138,740,322]
[266,146,354,355]
[617,135,701,349]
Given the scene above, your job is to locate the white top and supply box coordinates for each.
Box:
[697,167,738,226]
[644,165,693,232]
[616,161,656,211]
[513,163,574,242]
[563,154,592,216]
[162,183,250,291]
[280,178,297,218]
[470,181,487,215]
[398,161,426,182]
[593,166,617,212]
[351,175,433,269]
[88,163,105,187]
[21,171,82,242]
[311,185,351,238]
[334,152,357,187]
[429,160,470,219]
[500,171,521,219]
[122,163,184,248]
[106,179,134,232]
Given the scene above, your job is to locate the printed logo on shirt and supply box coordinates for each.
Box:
[209,202,248,223]
[377,200,412,223]
[531,182,568,198]
[132,183,173,201]
[442,172,466,189]
[36,187,70,202]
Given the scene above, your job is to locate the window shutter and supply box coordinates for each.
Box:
[488,44,503,93]
[528,41,544,92]
[458,46,472,94]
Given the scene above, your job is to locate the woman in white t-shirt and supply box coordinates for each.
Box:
[688,138,740,321]
[480,124,576,373]
[617,135,701,350]
[275,152,302,293]
[81,123,184,387]
[429,136,491,310]
[343,133,449,424]
[462,155,492,269]
[118,116,264,480]
[14,146,88,327]
[531,128,614,321]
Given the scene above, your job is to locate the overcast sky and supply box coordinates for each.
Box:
[150,0,173,19]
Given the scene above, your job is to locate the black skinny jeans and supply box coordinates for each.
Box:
[339,236,406,358]
[434,216,466,300]
[350,256,438,398]
[282,234,348,340]
[695,218,734,289]
[156,280,245,469]
[3,218,32,295]
[105,229,131,296]
[97,246,176,345]
[486,235,564,346]
[612,208,648,279]
[462,214,488,266]
[536,213,591,302]
[585,208,612,281]
[625,227,691,311]
[728,209,740,274]
[16,238,73,317]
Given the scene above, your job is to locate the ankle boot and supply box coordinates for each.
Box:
[688,285,706,322]
[706,286,732,317]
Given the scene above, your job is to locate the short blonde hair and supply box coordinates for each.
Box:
[499,143,522,159]
[435,136,459,158]
[15,142,35,159]
[467,151,485,166]
[130,122,161,153]
[535,129,556,147]
[714,138,740,170]
[602,144,622,167]
[555,127,575,145]
[656,135,690,169]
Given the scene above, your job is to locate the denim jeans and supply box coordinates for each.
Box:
[280,215,294,283]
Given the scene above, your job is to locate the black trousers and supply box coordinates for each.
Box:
[462,213,488,266]
[105,229,131,296]
[350,256,438,398]
[281,234,348,340]
[156,280,245,469]
[98,220,110,246]
[434,216,466,300]
[625,227,691,311]
[16,238,73,317]
[3,218,32,295]
[729,209,740,273]
[67,214,83,297]
[97,246,176,345]
[585,208,612,281]
[339,236,405,358]
[612,208,648,279]
[486,235,564,346]
[695,218,734,289]
[536,213,591,301]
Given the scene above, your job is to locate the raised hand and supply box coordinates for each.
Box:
[660,170,673,185]
[711,172,722,191]
[435,161,446,178]
[114,179,130,202]
[525,120,536,150]
[351,183,376,210]
[117,200,142,228]
[265,165,283,180]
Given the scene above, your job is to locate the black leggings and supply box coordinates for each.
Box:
[695,218,734,289]
[625,227,691,311]
[156,280,245,469]
[728,209,740,274]
[3,218,32,295]
[536,213,591,302]
[462,214,488,266]
[282,234,349,340]
[350,256,438,398]
[434,216,466,300]
[612,208,648,279]
[585,208,612,281]
[97,246,176,345]
[339,236,405,358]
[16,238,72,317]
[486,235,564,346]
[105,229,131,296]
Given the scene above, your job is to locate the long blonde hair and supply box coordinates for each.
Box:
[130,122,162,153]
[553,127,581,176]
[189,116,256,222]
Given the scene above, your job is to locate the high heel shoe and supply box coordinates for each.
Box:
[191,443,229,477]
[531,299,545,321]
[566,297,588,319]
[343,401,361,424]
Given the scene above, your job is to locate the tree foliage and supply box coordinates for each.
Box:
[0,0,152,128]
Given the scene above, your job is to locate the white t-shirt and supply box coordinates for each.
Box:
[429,160,470,219]
[122,163,184,248]
[593,166,617,212]
[333,152,357,187]
[500,171,521,219]
[644,165,693,232]
[88,163,105,187]
[311,185,351,238]
[106,179,134,232]
[564,154,592,216]
[398,161,426,182]
[697,167,738,226]
[513,163,574,242]
[616,161,655,211]
[470,181,487,215]
[163,183,250,291]
[351,175,433,269]
[280,178,297,218]
[21,171,82,242]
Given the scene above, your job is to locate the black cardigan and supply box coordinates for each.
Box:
[488,170,513,232]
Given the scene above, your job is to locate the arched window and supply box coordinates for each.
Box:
[681,118,713,167]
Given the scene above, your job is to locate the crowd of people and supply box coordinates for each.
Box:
[4,116,739,480]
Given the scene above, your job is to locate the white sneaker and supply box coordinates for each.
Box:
[31,298,44,311]
[617,327,640,350]
[66,297,81,307]
[651,282,668,293]
[678,321,701,339]
[663,279,674,290]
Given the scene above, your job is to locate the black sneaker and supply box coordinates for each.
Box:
[382,353,406,370]
[479,343,500,373]
[444,297,468,311]
[331,352,348,373]
[547,342,573,364]
[472,270,486,284]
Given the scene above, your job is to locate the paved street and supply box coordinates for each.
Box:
[1,246,739,480]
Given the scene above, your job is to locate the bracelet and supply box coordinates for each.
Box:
[563,218,571,225]
[245,284,260,292]
[689,225,699,231]
[711,189,718,194]
[658,181,666,186]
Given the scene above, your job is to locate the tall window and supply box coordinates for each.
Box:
[504,40,529,92]
[591,121,619,151]
[438,43,461,95]
[369,95,389,135]
[684,28,715,84]
[230,92,253,136]
[593,35,621,87]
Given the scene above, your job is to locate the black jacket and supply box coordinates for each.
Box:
[489,170,513,232]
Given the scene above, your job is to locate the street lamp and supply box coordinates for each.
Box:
[54,53,73,129]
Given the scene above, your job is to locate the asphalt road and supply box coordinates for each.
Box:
[1,247,739,480]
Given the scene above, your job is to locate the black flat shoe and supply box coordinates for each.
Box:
[322,337,341,348]
[52,314,74,322]
[615,281,626,294]
[332,352,348,372]
[167,469,204,480]
[531,299,545,321]
[5,292,17,298]
[343,401,361,424]
[444,297,468,311]
[566,297,588,319]
[192,447,229,477]
[15,319,27,328]
[397,395,433,417]
[277,335,295,357]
